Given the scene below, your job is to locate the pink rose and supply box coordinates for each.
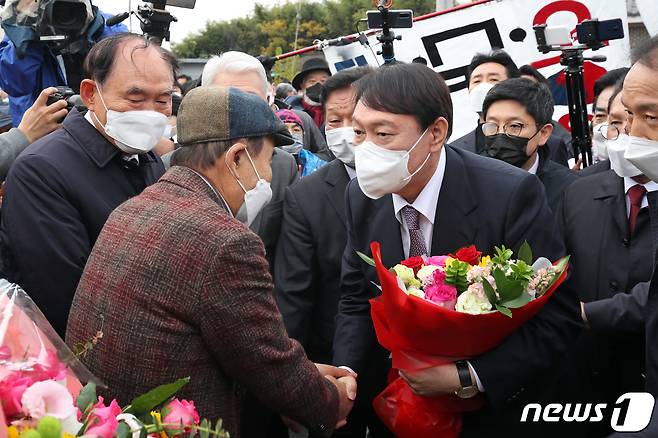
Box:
[21,379,76,420]
[0,373,32,419]
[85,397,122,438]
[424,282,457,309]
[0,346,10,361]
[426,256,448,267]
[161,399,200,435]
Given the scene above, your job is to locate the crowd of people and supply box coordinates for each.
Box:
[0,12,658,438]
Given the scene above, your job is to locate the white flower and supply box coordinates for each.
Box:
[466,265,490,283]
[21,380,76,420]
[407,287,425,299]
[417,265,440,285]
[456,289,493,315]
[392,264,420,288]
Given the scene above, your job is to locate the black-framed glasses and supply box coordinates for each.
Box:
[481,121,538,138]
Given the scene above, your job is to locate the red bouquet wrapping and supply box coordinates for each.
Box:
[367,242,570,438]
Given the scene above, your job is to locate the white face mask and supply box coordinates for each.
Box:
[228,147,273,226]
[608,134,642,178]
[354,127,430,199]
[468,82,495,114]
[591,123,609,161]
[326,126,356,167]
[93,86,169,155]
[624,135,658,182]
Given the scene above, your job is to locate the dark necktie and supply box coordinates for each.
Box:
[628,184,647,236]
[401,205,428,257]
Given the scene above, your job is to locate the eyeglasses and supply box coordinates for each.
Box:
[481,121,537,138]
[596,123,621,141]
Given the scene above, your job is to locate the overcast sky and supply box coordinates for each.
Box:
[93,0,301,48]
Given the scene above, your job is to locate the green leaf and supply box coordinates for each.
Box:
[545,255,571,289]
[126,377,190,415]
[356,250,376,267]
[199,419,210,438]
[445,260,470,293]
[492,268,525,302]
[76,382,97,415]
[116,422,131,438]
[482,278,498,306]
[501,291,532,309]
[518,241,533,265]
[495,304,513,318]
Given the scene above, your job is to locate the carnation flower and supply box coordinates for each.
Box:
[456,289,493,315]
[416,265,440,285]
[466,265,491,283]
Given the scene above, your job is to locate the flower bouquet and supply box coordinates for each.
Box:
[359,241,570,438]
[0,282,229,438]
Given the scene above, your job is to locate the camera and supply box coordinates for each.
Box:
[535,18,624,53]
[46,86,85,121]
[44,0,93,35]
[135,0,196,43]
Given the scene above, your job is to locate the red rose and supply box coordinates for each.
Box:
[401,256,424,274]
[450,245,482,266]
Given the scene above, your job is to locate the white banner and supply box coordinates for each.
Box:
[323,0,631,141]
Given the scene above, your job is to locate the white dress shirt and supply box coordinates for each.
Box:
[623,177,658,216]
[344,164,357,180]
[527,154,540,175]
[392,147,446,258]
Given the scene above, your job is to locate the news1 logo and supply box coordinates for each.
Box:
[521,393,655,432]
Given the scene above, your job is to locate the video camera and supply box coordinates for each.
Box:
[533,18,624,168]
[108,0,196,44]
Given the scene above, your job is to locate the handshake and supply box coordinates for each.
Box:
[283,363,357,432]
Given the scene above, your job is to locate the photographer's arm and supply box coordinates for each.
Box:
[0,88,67,180]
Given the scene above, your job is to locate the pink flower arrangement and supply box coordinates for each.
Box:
[161,398,200,435]
[85,397,122,438]
[0,373,32,418]
[21,379,76,420]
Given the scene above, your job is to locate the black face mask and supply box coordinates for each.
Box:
[304,83,323,105]
[483,133,531,168]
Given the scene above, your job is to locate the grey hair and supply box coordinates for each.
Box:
[201,51,268,96]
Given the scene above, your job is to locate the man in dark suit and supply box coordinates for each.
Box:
[480,78,579,214]
[66,86,356,438]
[560,155,654,434]
[0,34,169,336]
[333,63,582,437]
[452,50,570,167]
[581,35,658,436]
[275,67,372,365]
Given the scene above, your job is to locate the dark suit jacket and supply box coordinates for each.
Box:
[579,159,610,176]
[66,166,339,438]
[275,160,350,363]
[250,148,299,270]
[1,109,164,336]
[333,145,582,435]
[536,148,579,214]
[560,170,652,429]
[451,128,570,167]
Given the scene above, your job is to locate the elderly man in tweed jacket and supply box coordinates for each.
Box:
[66,86,355,438]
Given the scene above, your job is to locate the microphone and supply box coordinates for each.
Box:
[106,12,130,27]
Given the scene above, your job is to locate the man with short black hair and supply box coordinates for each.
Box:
[334,62,581,437]
[0,33,171,335]
[481,78,578,213]
[454,49,570,167]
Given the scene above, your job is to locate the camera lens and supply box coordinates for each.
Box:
[51,2,87,32]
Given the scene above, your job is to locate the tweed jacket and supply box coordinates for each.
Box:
[65,166,339,438]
